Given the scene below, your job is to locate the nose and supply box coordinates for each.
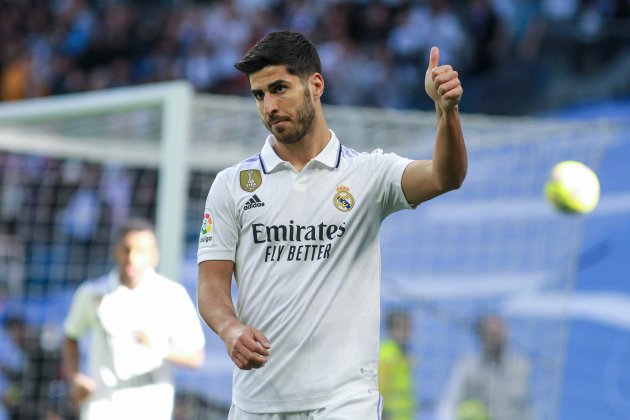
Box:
[128,250,145,265]
[263,95,278,116]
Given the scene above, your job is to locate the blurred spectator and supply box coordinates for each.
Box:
[20,157,65,295]
[56,161,112,287]
[379,310,416,420]
[437,314,532,420]
[1,0,628,114]
[0,49,32,101]
[58,161,103,244]
[464,0,511,75]
[0,155,123,294]
[0,315,68,420]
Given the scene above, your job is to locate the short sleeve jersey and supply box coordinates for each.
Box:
[197,130,412,413]
[63,269,205,398]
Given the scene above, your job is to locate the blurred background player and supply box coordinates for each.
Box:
[379,310,416,420]
[438,314,532,420]
[62,218,205,420]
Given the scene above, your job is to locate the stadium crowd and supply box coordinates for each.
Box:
[2,0,629,114]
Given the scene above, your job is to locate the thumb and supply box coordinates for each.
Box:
[253,330,271,348]
[428,46,439,71]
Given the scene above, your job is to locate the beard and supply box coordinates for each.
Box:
[264,88,316,145]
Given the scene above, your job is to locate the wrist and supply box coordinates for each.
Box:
[436,103,458,115]
[218,318,242,342]
[71,372,90,386]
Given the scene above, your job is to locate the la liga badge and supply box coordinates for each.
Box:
[199,211,213,244]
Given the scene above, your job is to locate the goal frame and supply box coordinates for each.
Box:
[0,81,193,282]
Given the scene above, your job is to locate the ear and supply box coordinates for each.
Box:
[310,73,325,100]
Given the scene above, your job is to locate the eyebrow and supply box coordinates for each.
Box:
[251,79,291,95]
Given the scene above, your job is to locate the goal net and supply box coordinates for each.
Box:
[0,82,624,419]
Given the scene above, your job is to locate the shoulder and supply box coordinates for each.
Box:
[68,275,111,309]
[212,153,264,189]
[74,274,110,296]
[337,145,377,169]
[218,154,262,177]
[340,146,406,164]
[344,146,391,158]
[339,145,364,159]
[152,274,191,297]
[338,146,411,180]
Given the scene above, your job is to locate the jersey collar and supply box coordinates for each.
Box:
[259,130,342,174]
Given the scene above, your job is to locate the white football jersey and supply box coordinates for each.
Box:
[198,130,413,413]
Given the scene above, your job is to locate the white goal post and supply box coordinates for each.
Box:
[0,81,192,282]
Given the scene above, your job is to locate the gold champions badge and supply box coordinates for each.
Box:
[333,185,355,212]
[240,169,262,192]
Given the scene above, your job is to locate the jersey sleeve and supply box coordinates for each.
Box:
[372,150,414,219]
[63,284,93,340]
[197,170,239,263]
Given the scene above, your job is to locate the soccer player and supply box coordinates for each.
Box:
[63,218,205,420]
[197,31,466,419]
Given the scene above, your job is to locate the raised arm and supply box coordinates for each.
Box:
[401,46,467,206]
[197,260,270,370]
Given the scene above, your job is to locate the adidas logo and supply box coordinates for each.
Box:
[244,194,265,211]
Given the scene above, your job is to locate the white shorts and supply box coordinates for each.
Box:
[228,389,383,420]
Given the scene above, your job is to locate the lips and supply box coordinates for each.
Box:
[271,118,289,126]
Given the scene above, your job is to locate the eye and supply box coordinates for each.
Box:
[274,85,286,93]
[253,92,264,100]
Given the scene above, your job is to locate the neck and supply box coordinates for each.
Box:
[484,349,503,363]
[121,277,141,289]
[119,269,148,289]
[272,114,330,172]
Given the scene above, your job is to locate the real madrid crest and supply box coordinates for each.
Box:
[333,185,354,212]
[240,169,262,192]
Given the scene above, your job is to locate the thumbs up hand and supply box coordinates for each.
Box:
[424,47,463,112]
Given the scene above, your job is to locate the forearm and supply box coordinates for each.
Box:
[63,337,81,378]
[165,348,204,368]
[199,286,240,342]
[64,336,96,402]
[433,104,467,191]
[198,261,270,370]
[197,260,240,342]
